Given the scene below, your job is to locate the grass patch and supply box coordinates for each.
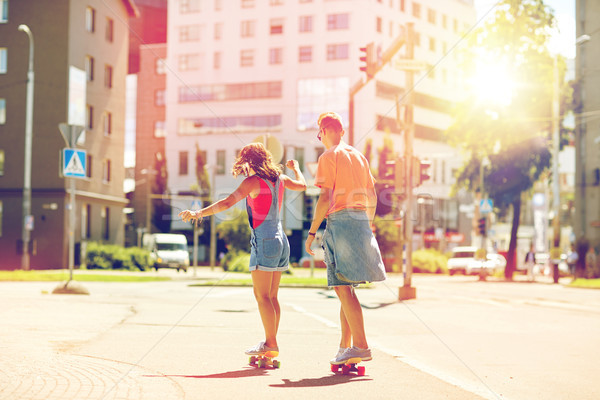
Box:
[190,274,372,288]
[567,278,600,289]
[0,271,171,283]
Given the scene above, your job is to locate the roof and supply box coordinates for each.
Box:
[122,0,140,17]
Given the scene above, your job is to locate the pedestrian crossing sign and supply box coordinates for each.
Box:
[62,148,87,178]
[480,198,493,215]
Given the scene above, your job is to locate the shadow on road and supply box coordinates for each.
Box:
[144,367,272,379]
[270,374,372,388]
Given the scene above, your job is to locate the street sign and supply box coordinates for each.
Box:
[63,148,87,178]
[393,59,429,71]
[59,123,85,147]
[480,198,493,215]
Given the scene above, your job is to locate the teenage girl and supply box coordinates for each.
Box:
[178,142,306,355]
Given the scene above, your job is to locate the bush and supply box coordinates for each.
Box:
[412,248,449,274]
[220,249,251,272]
[85,242,154,271]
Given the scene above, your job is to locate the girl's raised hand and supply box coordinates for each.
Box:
[286,159,299,170]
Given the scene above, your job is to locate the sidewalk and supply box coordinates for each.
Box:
[0,278,486,400]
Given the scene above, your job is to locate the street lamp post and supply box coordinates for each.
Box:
[18,24,34,271]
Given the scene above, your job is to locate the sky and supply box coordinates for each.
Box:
[474,0,576,58]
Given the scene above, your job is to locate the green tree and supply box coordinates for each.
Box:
[215,210,251,253]
[447,0,561,279]
[152,152,171,233]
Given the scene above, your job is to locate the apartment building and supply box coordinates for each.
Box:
[164,0,476,260]
[574,0,600,250]
[0,0,137,269]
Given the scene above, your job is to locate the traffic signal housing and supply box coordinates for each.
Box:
[412,157,432,187]
[477,217,486,235]
[359,42,375,79]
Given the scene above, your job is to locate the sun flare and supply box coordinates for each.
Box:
[469,60,515,107]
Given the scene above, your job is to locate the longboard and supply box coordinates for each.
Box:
[249,351,280,369]
[330,357,366,376]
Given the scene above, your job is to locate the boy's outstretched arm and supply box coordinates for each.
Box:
[304,188,331,256]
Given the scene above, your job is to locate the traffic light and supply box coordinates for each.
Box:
[304,194,314,229]
[477,217,486,235]
[359,42,375,78]
[394,157,405,196]
[412,157,431,187]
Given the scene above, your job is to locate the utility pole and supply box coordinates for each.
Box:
[399,22,417,300]
[18,25,34,271]
[551,56,561,283]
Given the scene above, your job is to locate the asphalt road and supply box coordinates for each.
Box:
[1,270,599,400]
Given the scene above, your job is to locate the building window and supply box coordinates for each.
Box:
[269,48,283,64]
[414,31,421,47]
[376,17,382,33]
[294,147,305,172]
[241,0,254,8]
[297,78,349,131]
[106,18,114,42]
[214,23,223,40]
[299,46,312,63]
[299,15,312,32]
[442,14,447,29]
[427,8,436,24]
[103,112,112,135]
[240,50,254,67]
[104,65,113,88]
[180,0,201,13]
[86,154,92,178]
[0,0,7,23]
[270,0,283,4]
[101,207,110,240]
[0,98,5,124]
[179,151,189,175]
[453,18,458,33]
[214,52,221,69]
[0,149,4,176]
[179,81,282,103]
[327,13,349,30]
[86,7,95,32]
[270,18,284,34]
[0,48,6,74]
[102,159,111,182]
[180,25,200,42]
[82,204,91,239]
[85,56,94,81]
[241,20,255,38]
[179,53,200,71]
[429,37,436,52]
[155,89,165,106]
[154,121,167,137]
[216,150,226,175]
[326,44,349,60]
[215,0,222,10]
[178,115,282,135]
[412,2,420,19]
[86,105,94,129]
[399,0,405,11]
[156,58,166,75]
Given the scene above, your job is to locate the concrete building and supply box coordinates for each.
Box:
[163,0,476,261]
[574,0,600,250]
[0,0,137,269]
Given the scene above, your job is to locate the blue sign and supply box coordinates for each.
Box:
[63,148,87,178]
[480,198,493,215]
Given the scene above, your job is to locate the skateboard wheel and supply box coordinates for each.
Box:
[357,366,366,376]
[274,360,281,369]
[258,359,265,368]
[331,364,340,373]
[341,365,351,375]
[249,356,256,365]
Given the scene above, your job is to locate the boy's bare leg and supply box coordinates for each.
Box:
[339,306,352,348]
[334,286,368,349]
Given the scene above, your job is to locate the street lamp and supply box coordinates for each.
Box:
[18,24,34,270]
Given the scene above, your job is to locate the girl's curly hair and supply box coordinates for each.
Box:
[231,142,282,182]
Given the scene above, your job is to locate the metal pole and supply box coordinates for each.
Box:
[69,177,75,281]
[19,25,34,271]
[551,57,561,283]
[209,166,217,270]
[404,22,415,290]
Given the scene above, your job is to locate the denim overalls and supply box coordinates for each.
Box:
[247,177,290,272]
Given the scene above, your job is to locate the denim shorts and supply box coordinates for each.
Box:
[322,209,386,287]
[249,226,290,272]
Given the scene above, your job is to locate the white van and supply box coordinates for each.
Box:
[143,233,190,272]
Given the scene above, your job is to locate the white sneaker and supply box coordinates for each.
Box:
[244,341,279,356]
[330,346,372,365]
[330,347,349,364]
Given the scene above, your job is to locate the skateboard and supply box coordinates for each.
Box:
[249,351,281,369]
[330,357,366,376]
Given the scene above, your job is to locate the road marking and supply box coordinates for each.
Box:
[284,303,339,329]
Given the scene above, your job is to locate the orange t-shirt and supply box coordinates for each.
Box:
[314,142,376,216]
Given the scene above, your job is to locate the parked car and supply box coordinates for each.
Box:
[448,246,506,276]
[447,246,477,275]
[143,233,190,272]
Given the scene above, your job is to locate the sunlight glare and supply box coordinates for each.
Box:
[469,61,515,107]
